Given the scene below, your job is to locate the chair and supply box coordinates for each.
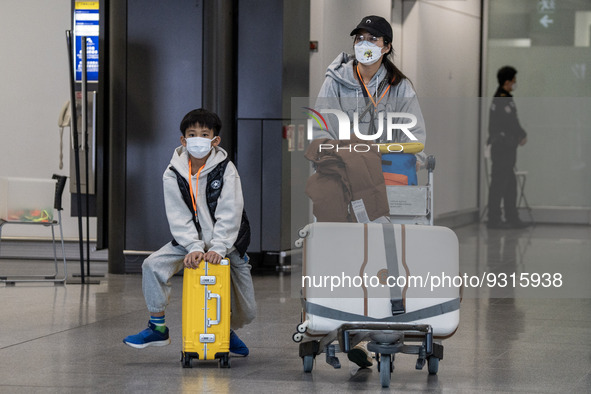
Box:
[514,169,530,211]
[0,175,68,284]
[480,144,492,221]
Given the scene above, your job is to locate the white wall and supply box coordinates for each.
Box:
[402,0,481,218]
[0,0,96,239]
[310,0,482,219]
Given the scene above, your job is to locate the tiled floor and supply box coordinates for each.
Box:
[1,223,590,393]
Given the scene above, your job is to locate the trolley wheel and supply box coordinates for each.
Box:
[294,239,304,248]
[297,322,307,333]
[219,353,231,368]
[182,353,192,368]
[415,357,426,370]
[427,155,436,171]
[427,356,439,375]
[379,354,391,388]
[302,355,314,373]
[298,228,308,238]
[293,332,303,343]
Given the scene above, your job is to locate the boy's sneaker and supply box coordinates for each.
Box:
[123,322,171,349]
[229,329,249,356]
[348,345,373,368]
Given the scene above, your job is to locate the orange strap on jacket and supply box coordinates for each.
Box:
[355,65,393,110]
[188,160,205,218]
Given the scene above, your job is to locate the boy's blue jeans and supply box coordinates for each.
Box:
[141,241,257,330]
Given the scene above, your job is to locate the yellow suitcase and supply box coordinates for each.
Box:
[181,258,231,368]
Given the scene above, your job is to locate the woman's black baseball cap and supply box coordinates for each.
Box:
[350,15,393,43]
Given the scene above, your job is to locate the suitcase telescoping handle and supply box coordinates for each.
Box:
[206,291,221,327]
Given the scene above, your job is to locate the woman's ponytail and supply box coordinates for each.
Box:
[383,39,411,87]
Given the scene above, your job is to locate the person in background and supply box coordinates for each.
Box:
[487,66,529,229]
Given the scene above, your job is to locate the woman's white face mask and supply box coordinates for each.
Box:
[355,41,384,65]
[186,136,213,159]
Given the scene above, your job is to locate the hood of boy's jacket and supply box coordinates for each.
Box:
[169,144,228,177]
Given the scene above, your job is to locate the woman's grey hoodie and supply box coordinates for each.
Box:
[163,145,243,257]
[315,52,426,161]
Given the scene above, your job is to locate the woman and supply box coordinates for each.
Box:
[314,15,426,164]
[309,16,428,369]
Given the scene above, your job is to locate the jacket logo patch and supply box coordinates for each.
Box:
[210,180,222,190]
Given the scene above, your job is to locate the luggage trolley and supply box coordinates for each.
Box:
[293,148,460,388]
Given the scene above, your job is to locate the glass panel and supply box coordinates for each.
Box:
[486,0,591,209]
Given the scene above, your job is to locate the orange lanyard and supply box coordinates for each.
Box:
[188,160,205,218]
[356,65,393,110]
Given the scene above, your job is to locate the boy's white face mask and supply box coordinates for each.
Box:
[186,136,213,159]
[355,41,383,65]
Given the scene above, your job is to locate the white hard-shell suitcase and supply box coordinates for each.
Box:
[300,222,460,337]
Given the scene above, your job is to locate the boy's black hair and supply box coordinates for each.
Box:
[497,66,517,86]
[179,108,222,136]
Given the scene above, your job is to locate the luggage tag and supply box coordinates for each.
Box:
[351,199,370,223]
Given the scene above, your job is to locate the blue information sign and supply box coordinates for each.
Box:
[74,2,99,82]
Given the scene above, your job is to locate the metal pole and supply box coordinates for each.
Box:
[81,37,91,277]
[66,30,86,284]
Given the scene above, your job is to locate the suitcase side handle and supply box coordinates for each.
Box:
[207,291,221,327]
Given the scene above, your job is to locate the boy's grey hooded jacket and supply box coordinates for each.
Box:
[163,145,243,257]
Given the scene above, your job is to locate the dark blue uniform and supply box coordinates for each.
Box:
[487,87,527,226]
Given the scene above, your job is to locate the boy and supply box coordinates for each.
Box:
[124,108,256,355]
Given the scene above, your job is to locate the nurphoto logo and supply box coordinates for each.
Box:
[303,107,418,142]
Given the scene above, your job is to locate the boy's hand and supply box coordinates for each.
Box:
[184,251,204,269]
[204,251,222,265]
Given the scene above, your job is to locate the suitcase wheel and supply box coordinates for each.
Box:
[292,332,303,343]
[298,227,308,238]
[182,353,192,369]
[294,239,304,248]
[219,353,231,368]
[296,321,309,333]
[302,355,314,373]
